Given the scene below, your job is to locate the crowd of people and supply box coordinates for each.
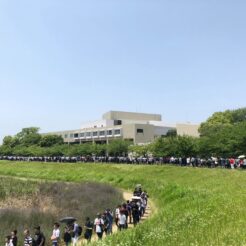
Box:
[4,186,148,246]
[1,155,246,169]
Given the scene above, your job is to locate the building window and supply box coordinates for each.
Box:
[114,129,121,135]
[70,133,74,138]
[137,129,144,134]
[93,132,98,137]
[80,133,85,137]
[100,131,105,136]
[86,132,91,137]
[64,134,68,138]
[107,130,113,135]
[74,133,79,138]
[114,120,122,126]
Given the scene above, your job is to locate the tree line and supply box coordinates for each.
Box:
[1,107,246,158]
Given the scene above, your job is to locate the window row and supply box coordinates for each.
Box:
[64,129,121,139]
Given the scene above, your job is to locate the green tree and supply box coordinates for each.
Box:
[16,127,42,146]
[107,140,130,156]
[2,136,20,148]
[128,144,150,157]
[199,107,246,137]
[40,135,64,147]
[0,145,12,155]
[176,135,198,157]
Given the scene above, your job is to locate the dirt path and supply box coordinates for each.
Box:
[78,190,154,245]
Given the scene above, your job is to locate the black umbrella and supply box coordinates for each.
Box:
[60,217,76,224]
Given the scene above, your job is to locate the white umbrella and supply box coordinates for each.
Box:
[238,155,245,159]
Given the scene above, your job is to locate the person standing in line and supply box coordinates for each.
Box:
[84,217,93,243]
[5,236,13,246]
[11,230,17,246]
[126,201,132,224]
[33,226,45,246]
[94,213,104,240]
[118,210,127,231]
[102,213,109,236]
[72,220,79,246]
[229,158,235,169]
[115,205,121,227]
[51,223,60,246]
[24,229,32,246]
[132,203,140,226]
[63,226,72,246]
[121,204,129,229]
[105,209,114,234]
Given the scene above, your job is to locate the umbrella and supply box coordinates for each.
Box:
[131,196,141,201]
[238,155,245,159]
[60,217,76,224]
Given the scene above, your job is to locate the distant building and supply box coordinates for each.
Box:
[176,123,200,137]
[44,111,200,144]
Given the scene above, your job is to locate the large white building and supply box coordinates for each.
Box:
[45,111,200,144]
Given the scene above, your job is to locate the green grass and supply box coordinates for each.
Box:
[0,161,246,245]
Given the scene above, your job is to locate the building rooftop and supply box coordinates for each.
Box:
[102,110,162,122]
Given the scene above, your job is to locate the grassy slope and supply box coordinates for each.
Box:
[0,161,245,246]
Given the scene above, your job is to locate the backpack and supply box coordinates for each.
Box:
[77,226,83,236]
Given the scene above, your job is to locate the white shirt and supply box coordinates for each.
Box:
[115,208,120,218]
[6,242,13,246]
[52,228,60,242]
[119,214,126,225]
[94,218,104,233]
[141,198,147,208]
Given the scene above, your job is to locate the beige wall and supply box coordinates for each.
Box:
[103,111,162,122]
[122,124,155,144]
[176,124,200,137]
[134,124,155,144]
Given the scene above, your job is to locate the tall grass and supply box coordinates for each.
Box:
[0,162,246,245]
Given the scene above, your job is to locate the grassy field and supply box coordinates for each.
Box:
[0,161,246,245]
[0,176,122,246]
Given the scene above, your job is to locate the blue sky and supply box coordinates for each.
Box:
[0,0,246,142]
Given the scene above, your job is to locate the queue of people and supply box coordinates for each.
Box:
[1,155,246,169]
[4,186,148,246]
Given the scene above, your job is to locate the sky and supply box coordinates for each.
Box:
[0,0,246,142]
